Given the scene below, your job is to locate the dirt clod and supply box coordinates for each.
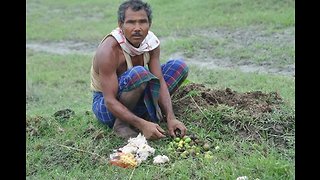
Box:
[53,108,75,120]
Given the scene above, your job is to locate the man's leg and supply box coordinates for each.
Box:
[161,59,189,95]
[92,65,159,139]
[113,83,147,139]
[141,59,189,122]
[142,59,189,120]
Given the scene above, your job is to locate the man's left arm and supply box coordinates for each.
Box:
[148,46,186,137]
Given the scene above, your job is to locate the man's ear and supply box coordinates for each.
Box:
[118,21,123,29]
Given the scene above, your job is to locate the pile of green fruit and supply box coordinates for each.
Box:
[166,134,215,159]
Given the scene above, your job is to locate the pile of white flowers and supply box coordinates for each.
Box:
[110,133,169,167]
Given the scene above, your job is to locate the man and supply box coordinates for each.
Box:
[90,0,189,140]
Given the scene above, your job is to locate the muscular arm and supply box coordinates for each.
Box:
[148,46,187,137]
[95,38,146,131]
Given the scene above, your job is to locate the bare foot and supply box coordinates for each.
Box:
[113,119,139,140]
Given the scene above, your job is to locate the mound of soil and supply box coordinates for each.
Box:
[172,83,283,117]
[171,83,294,148]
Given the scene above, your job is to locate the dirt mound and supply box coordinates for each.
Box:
[171,83,294,148]
[172,83,283,117]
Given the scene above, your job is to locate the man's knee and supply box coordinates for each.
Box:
[130,65,149,75]
[167,59,189,73]
[128,66,149,88]
[173,59,187,66]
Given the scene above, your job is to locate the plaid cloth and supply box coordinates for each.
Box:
[92,59,188,128]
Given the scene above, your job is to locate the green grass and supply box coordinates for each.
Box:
[27,0,295,179]
[26,51,92,115]
[27,0,295,41]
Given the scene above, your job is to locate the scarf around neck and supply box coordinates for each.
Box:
[109,27,160,56]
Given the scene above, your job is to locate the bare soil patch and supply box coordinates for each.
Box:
[172,83,283,117]
[172,83,294,148]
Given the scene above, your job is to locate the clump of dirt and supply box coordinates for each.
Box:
[172,83,283,117]
[171,83,294,148]
[53,108,75,120]
[26,115,46,137]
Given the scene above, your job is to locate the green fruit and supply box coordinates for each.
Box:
[182,136,189,140]
[205,151,213,156]
[184,144,191,149]
[184,137,192,143]
[182,150,189,156]
[204,154,213,159]
[167,147,174,152]
[188,149,196,156]
[195,147,201,153]
[174,137,181,142]
[180,153,187,159]
[203,143,210,151]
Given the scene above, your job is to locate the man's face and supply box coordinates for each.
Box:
[120,7,150,47]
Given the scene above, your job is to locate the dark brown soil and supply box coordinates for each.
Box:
[172,83,283,117]
[171,83,294,148]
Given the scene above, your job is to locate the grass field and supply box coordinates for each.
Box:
[26,0,295,179]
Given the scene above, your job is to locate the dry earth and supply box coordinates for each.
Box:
[171,83,294,149]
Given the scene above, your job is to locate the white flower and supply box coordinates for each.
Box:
[236,176,248,180]
[153,155,170,164]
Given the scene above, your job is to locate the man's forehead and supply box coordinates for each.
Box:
[125,8,148,19]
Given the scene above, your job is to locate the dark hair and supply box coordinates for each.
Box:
[118,0,152,24]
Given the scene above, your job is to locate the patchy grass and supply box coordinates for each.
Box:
[26,0,295,179]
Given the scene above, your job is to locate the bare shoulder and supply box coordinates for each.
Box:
[93,36,121,73]
[149,45,160,56]
[95,36,120,61]
[149,45,160,63]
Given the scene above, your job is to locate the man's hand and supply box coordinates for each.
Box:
[167,119,187,138]
[140,121,166,140]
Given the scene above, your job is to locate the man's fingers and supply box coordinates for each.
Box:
[149,131,165,140]
[157,131,166,138]
[152,125,166,139]
[180,128,186,137]
[168,129,176,137]
[156,125,166,134]
[178,124,187,137]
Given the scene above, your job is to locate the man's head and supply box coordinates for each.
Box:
[118,0,152,25]
[118,0,153,47]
